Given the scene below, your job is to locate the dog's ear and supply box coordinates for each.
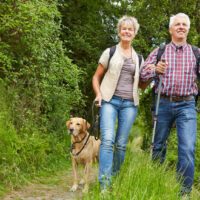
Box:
[82,119,90,132]
[66,119,72,127]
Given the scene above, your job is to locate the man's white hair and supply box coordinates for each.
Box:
[169,13,190,29]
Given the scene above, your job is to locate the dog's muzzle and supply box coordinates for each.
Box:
[69,128,74,134]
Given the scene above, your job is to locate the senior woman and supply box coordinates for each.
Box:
[92,15,144,190]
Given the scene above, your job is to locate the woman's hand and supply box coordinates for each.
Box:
[94,93,102,107]
[146,64,156,70]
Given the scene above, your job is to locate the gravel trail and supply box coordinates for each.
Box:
[3,167,98,200]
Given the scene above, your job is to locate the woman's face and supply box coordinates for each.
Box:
[118,22,135,43]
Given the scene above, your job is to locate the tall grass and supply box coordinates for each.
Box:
[0,116,71,196]
[84,119,184,199]
[0,85,72,196]
[86,149,181,200]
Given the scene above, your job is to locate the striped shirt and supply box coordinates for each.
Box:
[140,41,200,96]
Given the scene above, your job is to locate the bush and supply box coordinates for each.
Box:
[0,0,84,134]
[0,0,83,194]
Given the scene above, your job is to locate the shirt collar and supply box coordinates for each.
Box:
[170,41,187,51]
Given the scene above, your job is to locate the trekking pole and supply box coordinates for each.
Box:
[150,60,165,158]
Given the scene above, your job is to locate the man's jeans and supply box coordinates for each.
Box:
[99,96,138,190]
[152,97,197,194]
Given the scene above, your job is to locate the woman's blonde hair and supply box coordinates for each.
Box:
[117,15,140,35]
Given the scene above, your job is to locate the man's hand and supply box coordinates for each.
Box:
[156,60,167,74]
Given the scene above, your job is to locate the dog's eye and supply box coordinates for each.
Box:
[76,123,80,126]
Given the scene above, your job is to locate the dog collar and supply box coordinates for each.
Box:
[71,134,90,157]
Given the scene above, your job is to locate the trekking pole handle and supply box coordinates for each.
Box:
[156,59,166,75]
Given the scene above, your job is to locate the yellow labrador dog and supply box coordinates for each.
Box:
[66,117,101,192]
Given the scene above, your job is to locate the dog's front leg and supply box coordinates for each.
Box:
[83,161,92,193]
[70,159,78,192]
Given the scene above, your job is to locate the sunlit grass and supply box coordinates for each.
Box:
[85,148,181,200]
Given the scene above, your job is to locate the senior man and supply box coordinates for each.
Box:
[140,13,199,197]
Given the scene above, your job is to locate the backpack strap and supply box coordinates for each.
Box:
[152,45,166,86]
[137,53,143,68]
[108,46,116,69]
[191,45,200,77]
[191,45,200,108]
[156,45,166,64]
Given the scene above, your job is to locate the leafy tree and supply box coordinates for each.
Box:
[0,0,84,133]
[59,0,135,111]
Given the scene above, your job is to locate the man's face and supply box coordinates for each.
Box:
[169,16,189,42]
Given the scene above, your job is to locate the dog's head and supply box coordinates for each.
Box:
[66,117,90,136]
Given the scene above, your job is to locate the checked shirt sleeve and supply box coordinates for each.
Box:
[140,47,159,82]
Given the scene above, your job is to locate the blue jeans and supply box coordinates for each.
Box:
[152,97,197,194]
[98,96,138,189]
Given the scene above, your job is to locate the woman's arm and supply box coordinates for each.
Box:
[138,79,153,90]
[92,64,106,107]
[139,64,156,90]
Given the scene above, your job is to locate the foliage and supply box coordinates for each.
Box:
[0,0,84,133]
[59,0,200,112]
[0,0,81,194]
[59,0,135,110]
[1,0,200,195]
[0,82,71,195]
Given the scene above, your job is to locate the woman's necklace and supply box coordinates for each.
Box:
[123,47,132,58]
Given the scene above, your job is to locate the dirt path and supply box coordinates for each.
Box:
[3,166,98,200]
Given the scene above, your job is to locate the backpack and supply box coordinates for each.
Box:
[107,46,143,69]
[151,45,166,117]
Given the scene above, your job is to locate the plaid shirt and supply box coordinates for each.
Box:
[140,41,200,96]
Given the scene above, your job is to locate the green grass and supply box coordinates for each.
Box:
[0,119,72,197]
[1,114,200,199]
[85,149,181,200]
[0,155,71,197]
[0,94,72,197]
[84,121,200,200]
